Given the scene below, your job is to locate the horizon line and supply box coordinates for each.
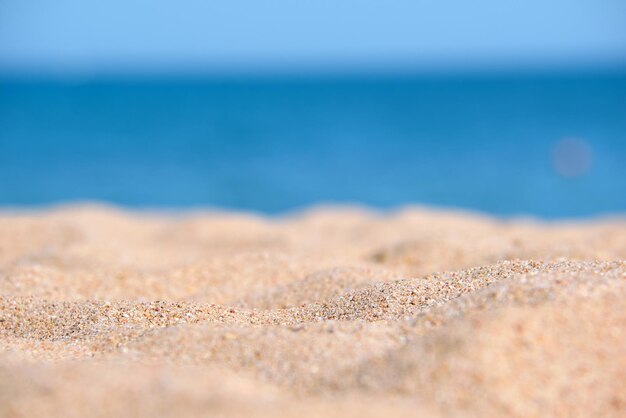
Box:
[2,55,626,81]
[2,64,626,83]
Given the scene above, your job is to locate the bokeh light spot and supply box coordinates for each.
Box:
[551,137,593,178]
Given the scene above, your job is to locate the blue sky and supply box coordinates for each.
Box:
[1,0,625,74]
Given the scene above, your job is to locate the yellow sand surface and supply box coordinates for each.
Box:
[1,205,625,417]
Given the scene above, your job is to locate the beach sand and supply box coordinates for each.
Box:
[0,205,625,417]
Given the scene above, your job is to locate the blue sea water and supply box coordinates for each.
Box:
[0,72,625,218]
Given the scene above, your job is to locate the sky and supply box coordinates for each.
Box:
[1,0,626,74]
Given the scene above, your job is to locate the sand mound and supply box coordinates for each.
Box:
[1,206,625,417]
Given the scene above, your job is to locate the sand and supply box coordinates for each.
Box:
[0,204,625,417]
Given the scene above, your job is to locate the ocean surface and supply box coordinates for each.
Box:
[1,72,625,218]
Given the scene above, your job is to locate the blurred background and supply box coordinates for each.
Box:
[1,0,625,218]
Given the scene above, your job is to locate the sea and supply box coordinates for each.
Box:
[1,71,625,218]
